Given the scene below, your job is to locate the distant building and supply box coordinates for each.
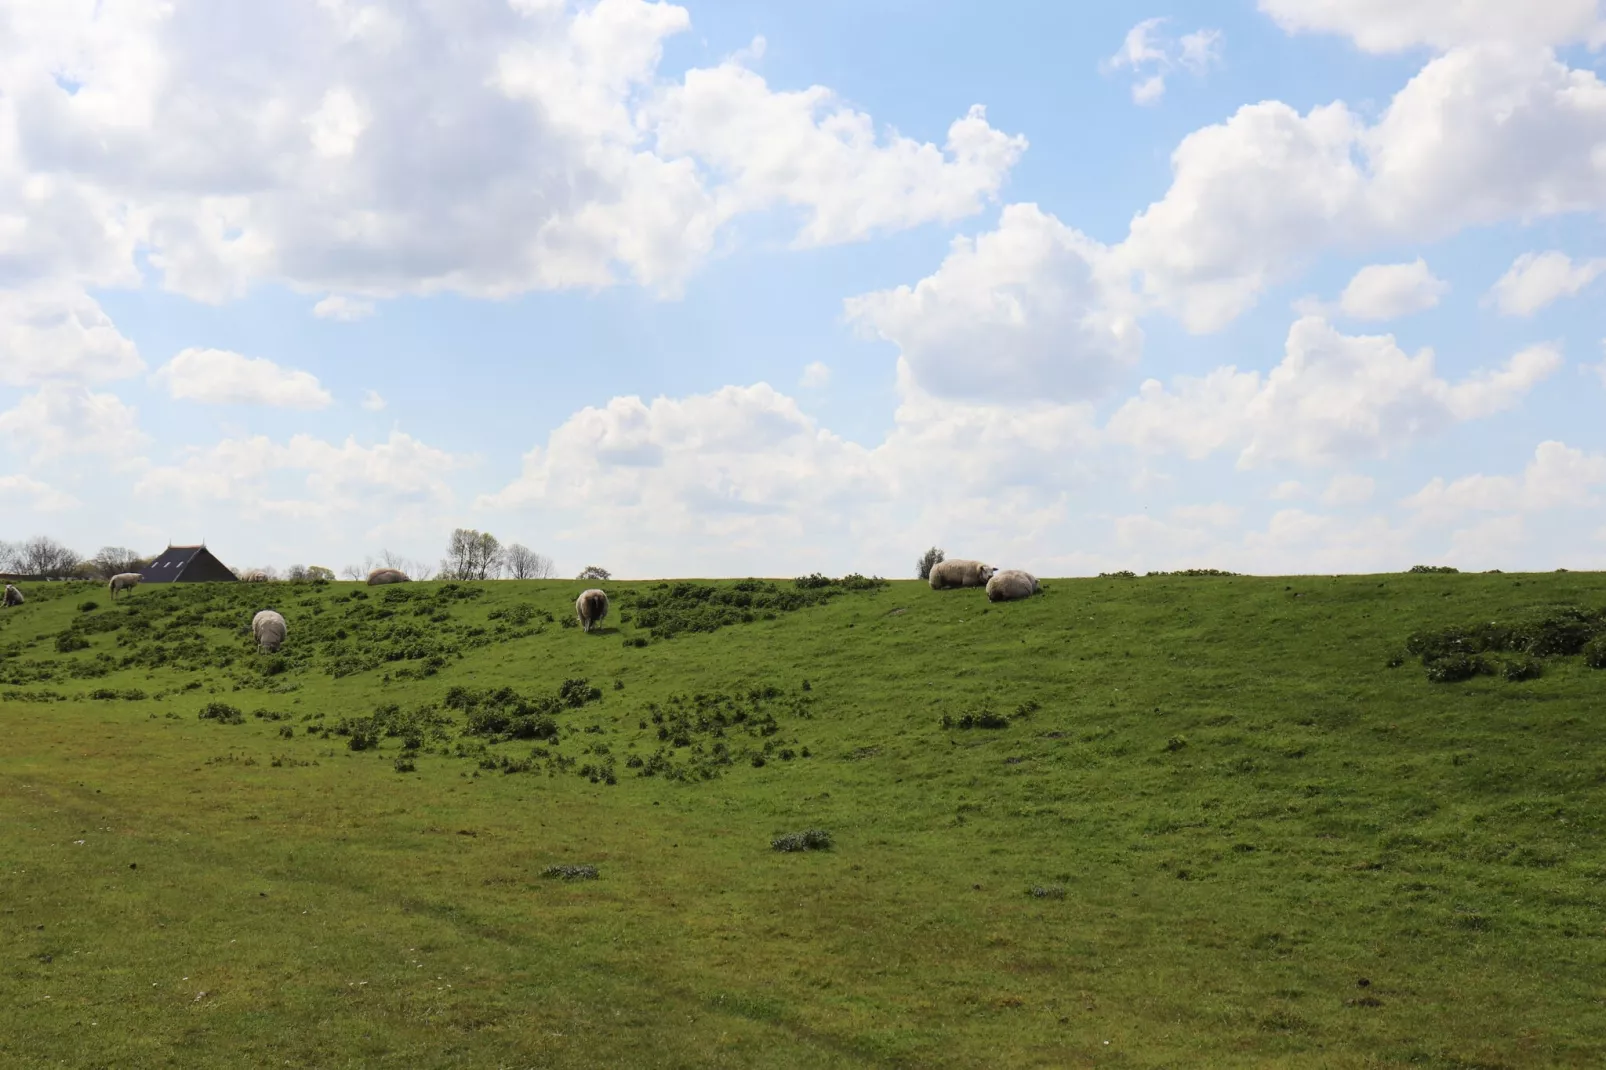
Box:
[139,544,238,584]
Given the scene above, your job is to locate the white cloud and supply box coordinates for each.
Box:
[1257,0,1605,53]
[1102,18,1224,105]
[1487,251,1606,315]
[0,472,78,511]
[1107,316,1561,467]
[313,294,377,321]
[151,348,334,410]
[0,0,1024,304]
[1271,480,1306,500]
[136,429,469,522]
[1321,473,1375,505]
[1403,440,1606,518]
[0,285,144,385]
[1338,258,1448,320]
[0,383,147,465]
[1119,45,1606,331]
[798,361,830,389]
[361,389,387,412]
[477,372,1099,576]
[844,203,1141,404]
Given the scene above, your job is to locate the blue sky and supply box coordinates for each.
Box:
[2,0,1604,578]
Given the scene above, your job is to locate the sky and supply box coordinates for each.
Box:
[1,0,1604,579]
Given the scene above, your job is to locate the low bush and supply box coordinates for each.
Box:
[542,864,599,880]
[77,601,99,612]
[1028,885,1067,899]
[771,829,833,852]
[1408,565,1459,574]
[198,701,245,725]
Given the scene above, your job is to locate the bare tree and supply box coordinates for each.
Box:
[916,546,946,580]
[87,546,148,580]
[503,544,555,580]
[0,540,19,573]
[374,549,433,580]
[341,563,364,580]
[285,564,310,582]
[17,536,81,577]
[441,528,503,580]
[576,565,611,581]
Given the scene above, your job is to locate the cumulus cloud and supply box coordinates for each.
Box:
[1338,258,1448,320]
[477,371,1098,575]
[314,294,377,321]
[361,389,387,411]
[0,0,1025,304]
[0,286,143,385]
[0,383,147,465]
[844,204,1141,404]
[1257,0,1605,53]
[152,348,334,409]
[798,362,830,389]
[1119,45,1606,331]
[0,472,79,511]
[1488,251,1606,315]
[1107,316,1562,467]
[1102,18,1224,105]
[1402,440,1606,518]
[137,430,469,521]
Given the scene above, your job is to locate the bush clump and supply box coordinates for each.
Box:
[941,707,1011,730]
[54,632,90,653]
[542,864,599,880]
[1500,658,1543,682]
[1099,571,1136,579]
[1408,565,1459,574]
[198,701,245,724]
[1145,568,1239,577]
[1584,637,1606,670]
[771,829,833,852]
[1407,605,1606,681]
[1028,885,1067,899]
[77,600,99,612]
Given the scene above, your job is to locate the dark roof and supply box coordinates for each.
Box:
[139,545,237,584]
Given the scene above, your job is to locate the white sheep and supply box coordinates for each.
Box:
[252,609,288,653]
[108,573,142,600]
[928,558,997,591]
[2,583,23,607]
[985,569,1040,602]
[575,588,609,632]
[366,568,410,586]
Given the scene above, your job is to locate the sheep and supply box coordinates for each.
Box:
[575,588,609,632]
[928,558,997,591]
[366,568,410,586]
[252,609,287,653]
[108,572,142,600]
[2,583,23,607]
[985,569,1040,602]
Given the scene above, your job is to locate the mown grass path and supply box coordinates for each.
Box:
[1,573,1603,1067]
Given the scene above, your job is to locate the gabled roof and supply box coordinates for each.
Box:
[139,544,237,584]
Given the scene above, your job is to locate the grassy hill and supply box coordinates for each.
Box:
[1,571,1603,1068]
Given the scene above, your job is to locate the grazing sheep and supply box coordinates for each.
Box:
[252,609,287,653]
[575,588,609,632]
[366,568,410,586]
[2,584,22,607]
[928,558,997,591]
[242,570,271,583]
[985,569,1040,602]
[108,572,142,600]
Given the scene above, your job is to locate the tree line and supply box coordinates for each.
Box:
[1,532,609,583]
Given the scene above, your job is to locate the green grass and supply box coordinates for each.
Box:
[1,571,1603,1068]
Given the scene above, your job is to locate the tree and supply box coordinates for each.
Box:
[341,564,365,580]
[307,565,335,582]
[577,565,611,581]
[285,564,310,582]
[440,529,503,581]
[916,546,946,580]
[0,540,19,573]
[503,544,556,580]
[17,536,81,577]
[87,546,148,579]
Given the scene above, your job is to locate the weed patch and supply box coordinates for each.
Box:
[771,829,833,852]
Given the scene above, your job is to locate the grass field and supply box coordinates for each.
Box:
[1,570,1603,1068]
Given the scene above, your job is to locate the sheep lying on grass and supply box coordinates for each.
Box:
[252,609,287,653]
[108,573,142,600]
[928,559,997,591]
[986,569,1040,602]
[2,583,22,607]
[367,568,410,586]
[576,588,609,632]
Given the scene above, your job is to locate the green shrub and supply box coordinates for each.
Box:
[771,829,832,852]
[1425,654,1486,683]
[1584,637,1606,669]
[1500,658,1543,682]
[198,702,245,724]
[1408,565,1459,574]
[542,864,599,880]
[77,600,99,612]
[54,633,90,653]
[942,707,1011,730]
[1028,885,1067,899]
[392,755,416,773]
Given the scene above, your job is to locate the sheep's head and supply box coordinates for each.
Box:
[981,565,998,581]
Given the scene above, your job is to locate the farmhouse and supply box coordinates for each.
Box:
[139,544,238,584]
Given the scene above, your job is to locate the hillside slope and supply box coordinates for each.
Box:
[2,572,1603,1068]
